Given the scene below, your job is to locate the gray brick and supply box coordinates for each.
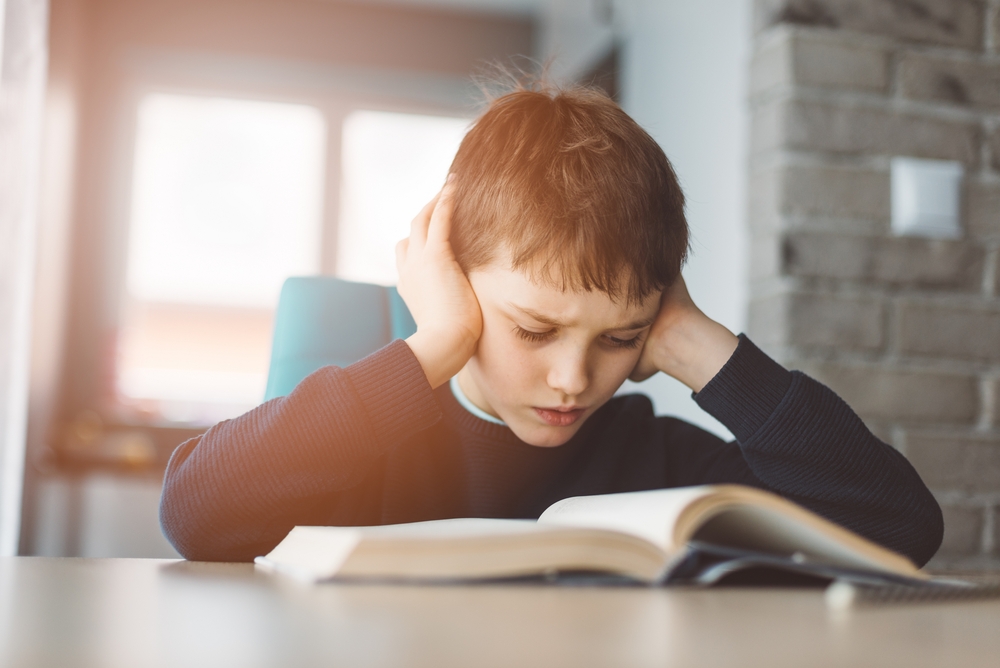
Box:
[782,231,985,289]
[908,433,1000,493]
[753,98,980,165]
[782,164,889,220]
[755,0,985,50]
[899,52,1000,109]
[899,302,1000,362]
[795,362,979,422]
[867,421,895,446]
[752,32,791,95]
[986,376,1000,429]
[749,169,783,226]
[790,293,885,350]
[991,3,1000,54]
[993,251,1000,297]
[964,180,1000,240]
[749,234,783,280]
[749,165,889,232]
[988,127,1000,171]
[938,505,984,555]
[748,293,786,344]
[752,29,888,95]
[995,511,1000,556]
[749,292,884,350]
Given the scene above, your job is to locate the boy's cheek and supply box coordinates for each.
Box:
[594,350,644,394]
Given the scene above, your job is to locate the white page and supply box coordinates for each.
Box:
[255,526,362,582]
[256,519,598,583]
[537,487,715,551]
[356,518,541,538]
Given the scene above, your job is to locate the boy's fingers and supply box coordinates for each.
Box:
[409,218,426,250]
[409,213,429,249]
[427,181,456,246]
[416,191,440,222]
[395,238,408,273]
[409,192,441,248]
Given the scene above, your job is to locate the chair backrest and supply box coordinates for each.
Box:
[263,276,417,400]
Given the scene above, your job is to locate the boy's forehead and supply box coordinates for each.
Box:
[486,251,647,296]
[471,261,661,327]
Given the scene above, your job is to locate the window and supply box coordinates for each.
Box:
[117,94,326,425]
[338,110,469,285]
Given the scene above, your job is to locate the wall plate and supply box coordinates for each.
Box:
[890,157,964,239]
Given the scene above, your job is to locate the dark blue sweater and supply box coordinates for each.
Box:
[159,335,943,566]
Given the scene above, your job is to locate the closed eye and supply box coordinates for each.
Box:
[603,334,644,350]
[514,326,556,343]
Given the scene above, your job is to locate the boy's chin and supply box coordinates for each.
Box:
[507,419,585,448]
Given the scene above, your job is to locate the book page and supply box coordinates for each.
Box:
[258,518,669,583]
[255,526,363,582]
[537,487,715,552]
[357,518,543,538]
[688,493,922,576]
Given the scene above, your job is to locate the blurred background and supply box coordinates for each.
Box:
[0,0,997,571]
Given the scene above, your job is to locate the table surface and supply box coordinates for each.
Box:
[0,557,997,668]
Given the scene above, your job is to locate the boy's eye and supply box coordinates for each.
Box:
[514,326,643,350]
[514,326,555,343]
[604,334,643,350]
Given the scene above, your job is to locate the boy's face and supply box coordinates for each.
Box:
[457,261,661,447]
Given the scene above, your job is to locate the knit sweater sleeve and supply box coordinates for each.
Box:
[687,335,943,567]
[159,339,441,562]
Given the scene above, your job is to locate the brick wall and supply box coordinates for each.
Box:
[748,0,1000,570]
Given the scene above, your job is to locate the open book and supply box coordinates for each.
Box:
[255,485,924,586]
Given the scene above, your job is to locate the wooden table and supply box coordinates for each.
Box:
[0,557,997,667]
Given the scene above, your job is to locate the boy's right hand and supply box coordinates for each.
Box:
[396,179,482,389]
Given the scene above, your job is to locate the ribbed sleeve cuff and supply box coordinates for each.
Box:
[344,339,442,448]
[693,334,792,444]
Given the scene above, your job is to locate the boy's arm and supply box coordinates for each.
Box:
[685,336,942,566]
[634,278,943,567]
[159,340,442,562]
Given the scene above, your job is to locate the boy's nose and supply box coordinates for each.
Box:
[546,348,589,398]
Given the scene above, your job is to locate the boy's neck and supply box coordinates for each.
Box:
[450,374,505,426]
[456,367,504,422]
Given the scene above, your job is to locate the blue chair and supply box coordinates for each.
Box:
[263,276,417,400]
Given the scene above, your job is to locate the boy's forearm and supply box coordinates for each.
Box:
[652,312,739,393]
[406,329,477,389]
[689,335,943,566]
[160,340,442,561]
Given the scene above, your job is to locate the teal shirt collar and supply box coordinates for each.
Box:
[449,375,506,426]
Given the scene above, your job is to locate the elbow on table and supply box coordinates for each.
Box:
[908,492,944,569]
[158,496,264,563]
[158,486,213,562]
[159,475,285,563]
[157,437,248,561]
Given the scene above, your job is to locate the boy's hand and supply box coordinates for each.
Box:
[397,180,482,389]
[629,275,738,393]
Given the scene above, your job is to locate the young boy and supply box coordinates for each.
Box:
[159,85,943,566]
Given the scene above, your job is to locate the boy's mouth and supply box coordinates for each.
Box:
[533,406,586,427]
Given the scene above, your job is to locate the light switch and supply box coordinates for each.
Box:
[890,157,963,239]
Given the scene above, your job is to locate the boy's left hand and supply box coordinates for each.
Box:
[629,275,739,393]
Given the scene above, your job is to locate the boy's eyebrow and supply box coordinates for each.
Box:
[507,304,655,330]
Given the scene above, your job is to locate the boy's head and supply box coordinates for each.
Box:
[448,84,689,447]
[449,84,687,305]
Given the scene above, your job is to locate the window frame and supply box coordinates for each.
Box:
[61,55,478,471]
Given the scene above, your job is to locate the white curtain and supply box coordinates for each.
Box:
[0,0,49,556]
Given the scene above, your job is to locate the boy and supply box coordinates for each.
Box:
[160,85,943,566]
